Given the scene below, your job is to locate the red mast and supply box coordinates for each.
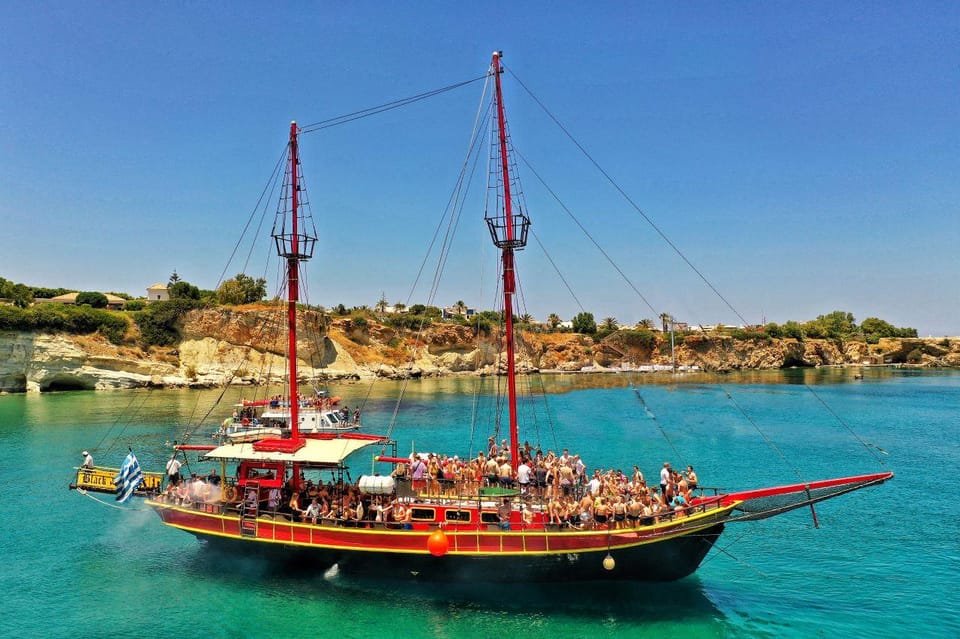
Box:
[487,52,530,473]
[273,121,317,461]
[287,121,300,440]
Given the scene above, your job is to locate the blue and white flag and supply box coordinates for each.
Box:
[114,451,144,503]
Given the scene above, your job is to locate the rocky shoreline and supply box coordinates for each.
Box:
[1,306,957,393]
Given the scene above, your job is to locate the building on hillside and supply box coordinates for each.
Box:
[36,292,127,310]
[146,283,169,302]
[442,305,477,319]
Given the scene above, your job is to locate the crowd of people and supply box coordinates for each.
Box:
[157,438,702,531]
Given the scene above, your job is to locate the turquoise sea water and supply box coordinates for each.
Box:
[1,369,957,638]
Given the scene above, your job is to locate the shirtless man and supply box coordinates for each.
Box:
[498,458,513,487]
[485,456,500,487]
[559,462,575,497]
[578,491,594,527]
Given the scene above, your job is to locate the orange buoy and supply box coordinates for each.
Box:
[427,529,449,557]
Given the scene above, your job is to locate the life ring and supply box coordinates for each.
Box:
[224,486,237,502]
[241,417,250,426]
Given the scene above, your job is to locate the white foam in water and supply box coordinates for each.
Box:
[323,563,340,580]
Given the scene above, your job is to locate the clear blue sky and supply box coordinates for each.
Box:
[2,2,957,335]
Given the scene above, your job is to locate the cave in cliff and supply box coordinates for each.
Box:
[40,374,96,392]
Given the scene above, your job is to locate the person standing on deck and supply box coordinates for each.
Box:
[660,462,671,497]
[517,459,531,494]
[81,451,94,469]
[166,454,182,486]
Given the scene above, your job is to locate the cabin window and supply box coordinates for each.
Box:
[410,508,437,522]
[480,511,500,524]
[445,510,471,523]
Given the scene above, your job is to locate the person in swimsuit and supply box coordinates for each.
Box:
[593,496,609,528]
[612,496,627,529]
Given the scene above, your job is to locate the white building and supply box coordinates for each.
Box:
[146,283,169,303]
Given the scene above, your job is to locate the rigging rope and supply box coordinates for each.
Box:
[217,144,288,291]
[299,75,488,134]
[631,384,686,469]
[514,149,659,318]
[720,386,809,486]
[804,384,887,466]
[504,64,750,327]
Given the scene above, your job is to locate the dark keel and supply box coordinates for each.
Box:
[191,523,725,582]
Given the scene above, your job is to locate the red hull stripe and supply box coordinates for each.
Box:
[147,500,736,556]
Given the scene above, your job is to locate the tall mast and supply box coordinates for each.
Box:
[487,51,529,473]
[273,121,317,445]
[287,121,300,439]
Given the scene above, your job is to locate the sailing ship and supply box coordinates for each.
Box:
[141,52,892,582]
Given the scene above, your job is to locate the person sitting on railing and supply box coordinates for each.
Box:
[176,481,190,506]
[497,498,512,530]
[302,497,321,524]
[671,491,688,517]
[560,495,577,528]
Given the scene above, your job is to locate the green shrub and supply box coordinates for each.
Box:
[134,299,203,347]
[76,291,108,308]
[0,303,128,344]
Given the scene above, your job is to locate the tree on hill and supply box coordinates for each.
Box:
[168,280,201,301]
[601,317,618,330]
[659,312,672,333]
[803,311,857,340]
[0,278,33,308]
[547,313,561,329]
[572,312,597,334]
[75,291,108,308]
[216,274,267,305]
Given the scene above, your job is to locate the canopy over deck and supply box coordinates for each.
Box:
[202,437,386,466]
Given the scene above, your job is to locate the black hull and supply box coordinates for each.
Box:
[189,522,725,582]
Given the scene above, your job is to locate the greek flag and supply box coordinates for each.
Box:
[114,451,144,503]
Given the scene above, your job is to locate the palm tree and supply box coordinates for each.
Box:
[659,312,673,334]
[519,313,533,324]
[547,313,561,329]
[601,317,618,331]
[638,318,655,330]
[453,300,467,316]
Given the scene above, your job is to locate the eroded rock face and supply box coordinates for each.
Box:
[0,331,175,392]
[2,308,958,393]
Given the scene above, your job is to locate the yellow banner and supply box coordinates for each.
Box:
[75,467,164,494]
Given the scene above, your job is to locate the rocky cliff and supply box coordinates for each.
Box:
[1,307,957,393]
